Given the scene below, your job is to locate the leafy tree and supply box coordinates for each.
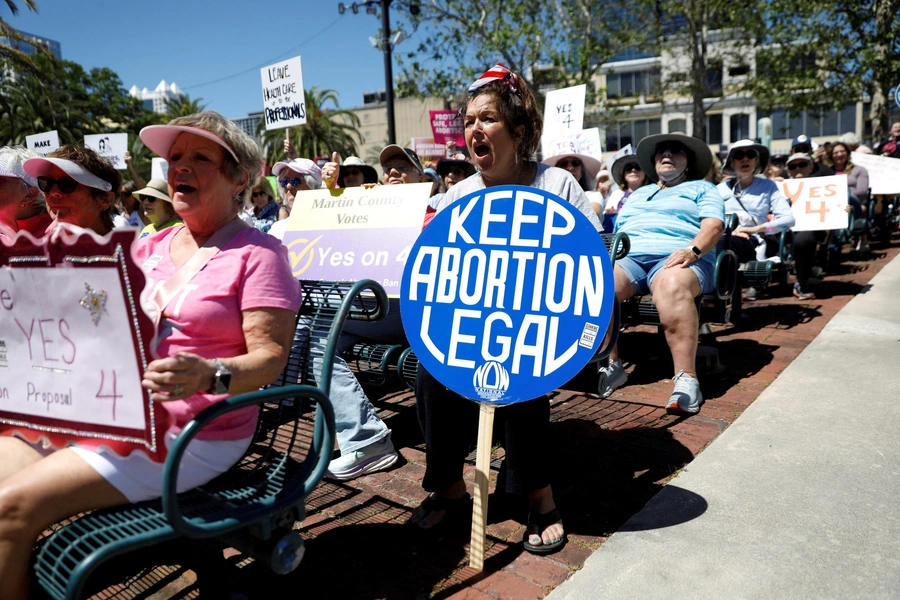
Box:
[164,93,208,118]
[747,0,900,142]
[392,0,652,100]
[0,0,43,72]
[259,87,363,166]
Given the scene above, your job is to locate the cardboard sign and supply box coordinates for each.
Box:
[281,183,431,296]
[850,152,900,195]
[782,174,850,231]
[430,110,465,148]
[544,128,603,163]
[411,137,446,164]
[260,56,306,131]
[400,185,614,404]
[151,157,169,181]
[0,229,164,461]
[84,133,128,170]
[26,130,59,156]
[541,84,586,159]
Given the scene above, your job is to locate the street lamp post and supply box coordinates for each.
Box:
[338,0,397,145]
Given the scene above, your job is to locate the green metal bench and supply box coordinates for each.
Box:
[623,213,739,327]
[32,279,389,599]
[341,342,405,386]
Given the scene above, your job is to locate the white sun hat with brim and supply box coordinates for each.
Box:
[339,156,378,185]
[609,144,641,186]
[272,158,323,186]
[140,125,239,163]
[542,138,603,182]
[636,133,713,183]
[23,157,113,192]
[133,179,172,204]
[723,139,770,175]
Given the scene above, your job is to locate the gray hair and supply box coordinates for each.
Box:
[839,132,860,149]
[165,111,263,211]
[0,145,46,209]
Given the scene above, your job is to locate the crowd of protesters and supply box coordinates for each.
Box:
[0,59,897,589]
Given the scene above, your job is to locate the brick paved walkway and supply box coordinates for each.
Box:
[87,240,899,600]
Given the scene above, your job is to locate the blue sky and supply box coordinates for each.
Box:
[7,0,410,118]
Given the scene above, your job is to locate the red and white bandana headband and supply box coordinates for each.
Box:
[468,63,519,96]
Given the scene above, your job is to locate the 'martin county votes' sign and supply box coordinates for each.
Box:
[401,186,614,405]
[281,183,431,296]
[0,229,164,461]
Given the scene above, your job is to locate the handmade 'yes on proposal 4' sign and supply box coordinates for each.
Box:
[401,185,614,405]
[0,229,164,460]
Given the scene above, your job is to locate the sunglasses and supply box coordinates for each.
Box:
[383,163,414,175]
[279,177,305,188]
[140,196,158,203]
[37,176,79,194]
[656,142,686,155]
[732,150,758,160]
[787,161,810,170]
[252,190,268,197]
[623,163,642,173]
[557,158,582,169]
[343,168,362,177]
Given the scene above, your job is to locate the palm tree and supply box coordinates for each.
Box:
[0,1,47,73]
[259,87,363,166]
[164,93,208,118]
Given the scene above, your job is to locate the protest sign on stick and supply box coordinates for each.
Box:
[850,152,900,195]
[26,130,59,156]
[400,185,615,567]
[781,174,849,232]
[84,133,129,170]
[0,229,164,461]
[541,85,586,159]
[430,110,465,148]
[260,56,307,131]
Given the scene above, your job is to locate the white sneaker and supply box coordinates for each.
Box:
[598,359,628,398]
[326,436,399,481]
[666,371,703,414]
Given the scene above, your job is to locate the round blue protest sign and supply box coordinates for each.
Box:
[400,185,615,405]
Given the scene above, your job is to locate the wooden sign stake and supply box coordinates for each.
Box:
[469,402,496,570]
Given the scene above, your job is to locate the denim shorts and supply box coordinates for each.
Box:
[616,253,714,296]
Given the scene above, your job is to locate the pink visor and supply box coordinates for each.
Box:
[140,125,239,163]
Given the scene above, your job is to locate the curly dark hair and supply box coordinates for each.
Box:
[457,68,543,164]
[47,145,121,230]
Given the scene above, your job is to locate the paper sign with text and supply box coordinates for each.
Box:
[850,152,900,195]
[782,174,849,232]
[411,137,446,164]
[84,133,128,170]
[26,130,59,156]
[261,56,306,131]
[281,183,431,296]
[0,230,164,461]
[541,85,586,159]
[430,110,465,147]
[400,185,614,404]
[151,157,169,181]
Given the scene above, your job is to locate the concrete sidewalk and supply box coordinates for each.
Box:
[549,253,900,599]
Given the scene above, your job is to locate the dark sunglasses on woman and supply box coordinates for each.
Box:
[37,176,79,194]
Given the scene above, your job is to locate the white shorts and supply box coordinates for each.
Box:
[66,431,253,503]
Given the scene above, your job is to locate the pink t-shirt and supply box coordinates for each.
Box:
[134,225,301,440]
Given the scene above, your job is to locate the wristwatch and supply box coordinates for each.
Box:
[209,359,232,394]
[688,245,702,258]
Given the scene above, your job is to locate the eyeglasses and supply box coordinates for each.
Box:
[556,158,582,169]
[37,176,79,194]
[383,163,414,175]
[656,142,686,155]
[733,150,758,160]
[787,161,810,170]
[252,190,268,197]
[279,177,305,188]
[623,164,642,173]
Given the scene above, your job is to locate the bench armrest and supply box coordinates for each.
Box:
[161,384,335,538]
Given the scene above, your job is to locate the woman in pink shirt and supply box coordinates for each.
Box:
[0,111,300,598]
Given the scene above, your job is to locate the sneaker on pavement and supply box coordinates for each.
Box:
[666,371,703,414]
[793,282,815,300]
[327,436,399,481]
[856,240,871,253]
[598,359,628,398]
[742,286,758,301]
